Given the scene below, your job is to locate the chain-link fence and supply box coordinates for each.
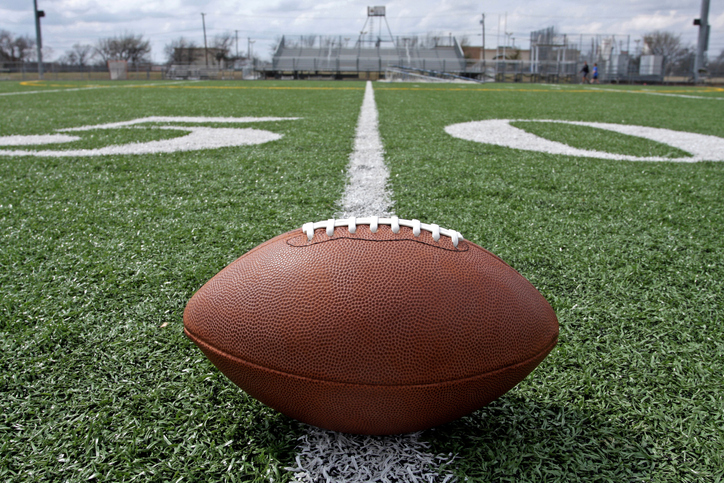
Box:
[0,61,270,81]
[2,55,722,84]
[163,61,264,80]
[468,28,723,85]
[0,62,164,81]
[464,57,724,85]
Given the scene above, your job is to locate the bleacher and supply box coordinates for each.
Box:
[268,36,466,79]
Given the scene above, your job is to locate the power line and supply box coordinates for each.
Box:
[164,10,686,21]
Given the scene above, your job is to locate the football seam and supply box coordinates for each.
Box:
[302,217,464,246]
[287,233,469,252]
[184,326,558,389]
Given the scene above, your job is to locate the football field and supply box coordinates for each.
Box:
[1,79,723,482]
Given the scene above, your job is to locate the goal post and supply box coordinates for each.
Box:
[108,60,128,80]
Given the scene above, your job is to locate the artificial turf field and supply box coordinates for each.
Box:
[1,79,723,482]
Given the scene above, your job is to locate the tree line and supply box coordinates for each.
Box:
[0,30,246,66]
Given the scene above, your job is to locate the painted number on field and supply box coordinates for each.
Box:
[0,116,298,157]
[445,120,724,162]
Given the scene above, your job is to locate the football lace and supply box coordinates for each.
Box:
[302,217,464,247]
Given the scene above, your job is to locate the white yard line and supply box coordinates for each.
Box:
[589,86,724,101]
[0,80,196,97]
[290,82,457,483]
[0,86,107,96]
[335,80,394,218]
[287,428,456,483]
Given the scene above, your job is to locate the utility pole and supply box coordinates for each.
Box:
[502,12,508,61]
[33,0,45,79]
[480,13,486,75]
[496,14,500,61]
[201,12,208,67]
[235,30,239,58]
[693,0,710,83]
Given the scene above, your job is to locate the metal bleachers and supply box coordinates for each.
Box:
[269,36,466,79]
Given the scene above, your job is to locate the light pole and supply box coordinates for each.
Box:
[201,12,208,67]
[358,31,366,53]
[480,13,486,74]
[503,32,512,60]
[693,0,710,83]
[33,0,45,79]
[247,38,255,61]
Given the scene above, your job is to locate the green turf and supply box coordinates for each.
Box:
[375,83,724,482]
[0,80,362,482]
[1,80,723,482]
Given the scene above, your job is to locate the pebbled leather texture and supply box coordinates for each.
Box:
[184,224,558,435]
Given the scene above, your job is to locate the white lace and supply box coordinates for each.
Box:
[302,217,464,247]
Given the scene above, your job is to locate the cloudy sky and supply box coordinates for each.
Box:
[2,0,722,63]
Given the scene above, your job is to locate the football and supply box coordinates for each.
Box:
[183,217,558,435]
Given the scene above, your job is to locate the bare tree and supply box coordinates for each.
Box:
[422,33,443,49]
[0,30,36,62]
[643,30,685,59]
[164,37,198,64]
[643,30,693,75]
[62,43,94,66]
[301,35,318,48]
[212,32,234,62]
[95,33,151,66]
[507,48,522,60]
[709,49,724,75]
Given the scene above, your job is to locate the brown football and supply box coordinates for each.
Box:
[183,217,558,435]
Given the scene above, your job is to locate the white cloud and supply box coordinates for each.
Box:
[620,11,687,32]
[0,0,720,61]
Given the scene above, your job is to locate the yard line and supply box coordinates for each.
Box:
[589,86,724,101]
[0,86,107,96]
[335,80,394,218]
[290,82,457,482]
[0,81,196,97]
[287,428,456,482]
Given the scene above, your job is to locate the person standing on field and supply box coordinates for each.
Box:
[580,61,590,83]
[592,63,599,83]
